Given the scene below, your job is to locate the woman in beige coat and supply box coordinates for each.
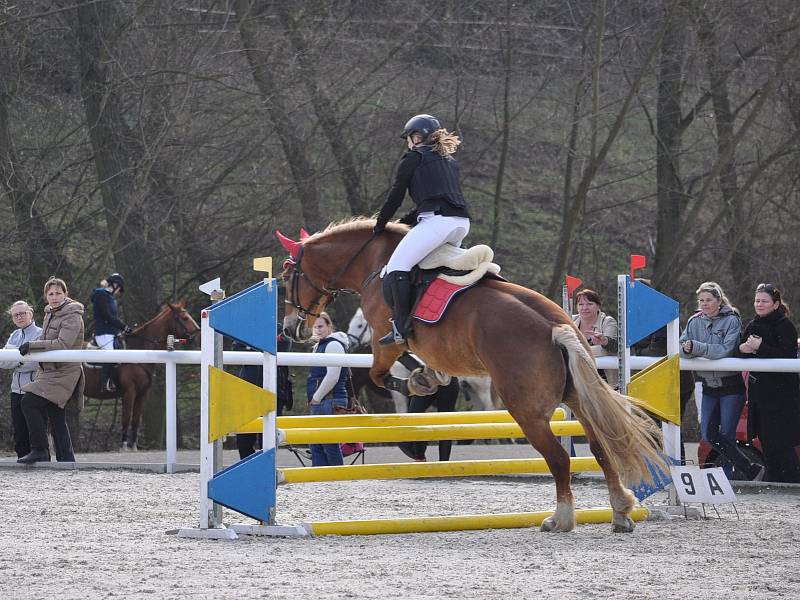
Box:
[17,277,85,464]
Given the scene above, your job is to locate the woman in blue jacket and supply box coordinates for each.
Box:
[306,312,351,466]
[680,281,763,481]
[0,301,42,458]
[90,273,130,392]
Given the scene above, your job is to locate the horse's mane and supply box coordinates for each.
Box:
[307,216,410,243]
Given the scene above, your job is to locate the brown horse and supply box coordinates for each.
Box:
[278,218,664,533]
[83,300,200,450]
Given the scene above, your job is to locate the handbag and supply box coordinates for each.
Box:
[334,367,367,414]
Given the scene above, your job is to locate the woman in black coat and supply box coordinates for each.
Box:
[736,283,800,482]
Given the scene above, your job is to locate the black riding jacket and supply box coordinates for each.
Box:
[376,145,470,229]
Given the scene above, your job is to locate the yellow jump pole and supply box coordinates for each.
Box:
[277,420,585,445]
[239,408,567,434]
[279,456,601,484]
[304,507,650,536]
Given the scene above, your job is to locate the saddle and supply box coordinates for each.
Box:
[410,244,503,325]
[85,336,123,368]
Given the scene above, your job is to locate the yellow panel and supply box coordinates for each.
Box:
[628,354,681,425]
[209,366,276,442]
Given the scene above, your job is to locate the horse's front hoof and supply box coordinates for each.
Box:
[540,515,574,533]
[612,515,635,533]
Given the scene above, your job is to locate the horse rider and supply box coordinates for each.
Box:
[372,114,472,345]
[91,273,131,393]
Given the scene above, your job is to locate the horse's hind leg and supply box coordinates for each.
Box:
[567,394,637,533]
[517,417,576,532]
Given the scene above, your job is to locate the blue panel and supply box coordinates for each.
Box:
[208,280,277,353]
[630,455,681,501]
[625,276,679,347]
[208,449,276,522]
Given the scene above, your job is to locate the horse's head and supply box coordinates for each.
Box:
[277,228,331,342]
[167,299,201,345]
[276,220,401,342]
[346,306,372,349]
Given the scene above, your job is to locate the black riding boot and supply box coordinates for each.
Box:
[101,364,116,393]
[379,271,413,346]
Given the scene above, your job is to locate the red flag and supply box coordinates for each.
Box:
[565,275,582,298]
[630,255,646,284]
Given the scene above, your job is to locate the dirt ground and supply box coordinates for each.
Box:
[1,457,799,600]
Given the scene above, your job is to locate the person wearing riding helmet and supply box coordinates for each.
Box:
[91,273,131,393]
[373,114,471,345]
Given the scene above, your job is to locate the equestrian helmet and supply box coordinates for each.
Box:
[400,114,441,140]
[106,273,125,292]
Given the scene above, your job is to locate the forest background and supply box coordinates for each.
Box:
[0,0,798,449]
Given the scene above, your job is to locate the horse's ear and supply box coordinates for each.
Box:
[175,298,187,308]
[275,229,301,259]
[299,227,310,241]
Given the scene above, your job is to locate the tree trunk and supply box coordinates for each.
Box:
[696,8,749,306]
[652,2,688,294]
[277,6,368,216]
[235,0,322,229]
[548,1,671,298]
[0,94,73,300]
[74,2,163,446]
[490,0,514,249]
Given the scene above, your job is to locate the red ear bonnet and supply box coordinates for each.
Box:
[275,230,301,259]
[299,228,310,241]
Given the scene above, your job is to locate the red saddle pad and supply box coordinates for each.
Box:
[413,278,475,324]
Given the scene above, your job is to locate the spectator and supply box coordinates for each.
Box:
[680,281,762,480]
[90,272,130,393]
[572,288,619,388]
[234,329,294,460]
[736,283,800,483]
[306,312,350,466]
[17,277,84,463]
[0,301,42,458]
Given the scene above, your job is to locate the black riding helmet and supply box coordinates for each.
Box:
[106,272,125,293]
[400,114,441,140]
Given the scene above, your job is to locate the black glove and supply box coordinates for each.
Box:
[123,325,133,335]
[18,342,30,356]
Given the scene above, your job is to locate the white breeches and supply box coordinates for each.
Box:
[96,334,115,349]
[386,213,470,273]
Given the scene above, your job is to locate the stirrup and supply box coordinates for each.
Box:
[103,380,117,393]
[378,321,407,346]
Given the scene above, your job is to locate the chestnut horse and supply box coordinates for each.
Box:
[278,219,664,533]
[83,300,200,450]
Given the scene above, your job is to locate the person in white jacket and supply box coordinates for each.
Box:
[306,312,352,466]
[0,301,42,458]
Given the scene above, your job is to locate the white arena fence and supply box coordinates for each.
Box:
[1,348,798,473]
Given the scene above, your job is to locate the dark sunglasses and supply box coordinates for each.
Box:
[756,283,780,298]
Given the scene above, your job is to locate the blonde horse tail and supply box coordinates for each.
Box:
[552,324,665,484]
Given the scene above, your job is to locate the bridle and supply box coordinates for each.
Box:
[123,305,199,346]
[284,233,378,325]
[347,321,372,350]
